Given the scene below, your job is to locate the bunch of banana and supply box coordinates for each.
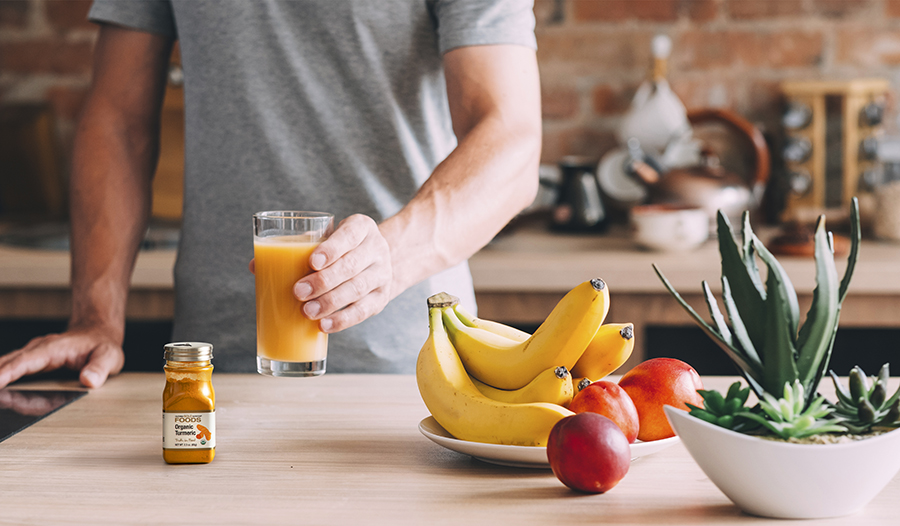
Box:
[417,279,637,447]
[442,278,611,390]
[416,293,573,446]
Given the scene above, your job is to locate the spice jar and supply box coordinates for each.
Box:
[162,342,215,464]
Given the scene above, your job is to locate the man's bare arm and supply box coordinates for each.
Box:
[297,44,541,331]
[0,25,173,388]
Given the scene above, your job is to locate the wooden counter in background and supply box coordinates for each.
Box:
[2,226,900,369]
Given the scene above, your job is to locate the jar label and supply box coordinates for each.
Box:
[163,412,216,449]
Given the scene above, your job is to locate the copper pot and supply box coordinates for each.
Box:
[630,108,770,226]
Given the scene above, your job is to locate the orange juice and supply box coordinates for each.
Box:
[254,235,328,363]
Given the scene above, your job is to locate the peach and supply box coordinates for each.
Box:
[547,412,631,494]
[618,358,703,442]
[568,380,639,443]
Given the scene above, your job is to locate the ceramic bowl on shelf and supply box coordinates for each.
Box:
[630,204,708,252]
[664,406,900,519]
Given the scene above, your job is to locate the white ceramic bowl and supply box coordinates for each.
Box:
[664,406,900,519]
[630,204,708,252]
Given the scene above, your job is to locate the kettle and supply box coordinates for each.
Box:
[551,156,608,233]
[626,108,770,228]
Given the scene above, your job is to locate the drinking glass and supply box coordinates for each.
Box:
[253,211,334,377]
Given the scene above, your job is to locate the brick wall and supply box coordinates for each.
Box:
[0,0,94,155]
[537,0,900,164]
[3,0,900,167]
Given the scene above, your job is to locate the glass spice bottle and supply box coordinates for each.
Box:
[162,342,216,464]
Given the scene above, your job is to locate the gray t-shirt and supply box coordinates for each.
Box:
[88,0,536,373]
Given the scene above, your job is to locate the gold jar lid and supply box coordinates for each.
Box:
[163,342,213,362]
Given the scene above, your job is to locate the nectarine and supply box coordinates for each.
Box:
[569,380,639,443]
[547,412,630,494]
[618,358,703,442]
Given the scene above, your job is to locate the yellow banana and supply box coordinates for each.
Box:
[452,303,530,343]
[572,377,592,393]
[471,365,574,406]
[416,293,573,447]
[570,323,635,381]
[442,278,610,390]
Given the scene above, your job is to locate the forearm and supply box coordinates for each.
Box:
[380,111,540,297]
[66,26,172,338]
[379,44,541,299]
[67,104,159,337]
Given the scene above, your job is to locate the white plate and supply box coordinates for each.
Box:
[418,416,680,469]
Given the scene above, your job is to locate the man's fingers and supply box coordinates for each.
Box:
[79,343,125,388]
[0,348,56,388]
[319,292,388,333]
[0,331,125,389]
[303,266,382,319]
[310,214,374,270]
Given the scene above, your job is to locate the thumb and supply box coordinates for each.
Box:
[79,344,125,388]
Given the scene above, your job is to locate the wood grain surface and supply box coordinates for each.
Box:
[1,374,898,525]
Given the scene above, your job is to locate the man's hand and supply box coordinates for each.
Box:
[0,326,125,389]
[248,214,393,333]
[0,26,174,388]
[293,214,393,332]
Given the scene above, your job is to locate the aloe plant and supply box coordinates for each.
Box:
[653,199,860,408]
[738,380,847,440]
[687,381,756,432]
[830,364,900,433]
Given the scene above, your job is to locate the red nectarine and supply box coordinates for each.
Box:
[546,412,630,494]
[618,358,703,442]
[569,380,639,443]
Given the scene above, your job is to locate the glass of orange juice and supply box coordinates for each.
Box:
[253,211,334,377]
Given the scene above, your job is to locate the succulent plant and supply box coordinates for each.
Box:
[653,199,860,408]
[737,380,847,440]
[830,364,900,433]
[686,381,756,432]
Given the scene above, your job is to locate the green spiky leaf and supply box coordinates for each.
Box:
[717,212,767,351]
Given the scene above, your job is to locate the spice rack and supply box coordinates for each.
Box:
[780,78,889,224]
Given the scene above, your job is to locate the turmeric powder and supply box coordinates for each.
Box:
[162,342,216,464]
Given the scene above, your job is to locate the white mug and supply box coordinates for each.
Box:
[631,204,709,252]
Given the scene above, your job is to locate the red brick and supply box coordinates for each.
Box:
[888,0,900,17]
[0,39,94,75]
[46,84,90,122]
[670,77,734,111]
[674,30,823,70]
[541,128,563,163]
[0,0,29,29]
[540,126,618,163]
[743,79,782,125]
[727,0,805,19]
[536,28,653,71]
[812,0,873,18]
[541,85,580,120]
[534,0,564,27]
[572,0,679,22]
[835,28,900,67]
[742,32,824,68]
[560,127,618,161]
[591,83,634,116]
[45,0,94,31]
[673,31,732,70]
[687,0,719,22]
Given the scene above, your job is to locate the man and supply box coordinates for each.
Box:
[0,0,541,387]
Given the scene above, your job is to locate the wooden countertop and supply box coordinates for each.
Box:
[2,225,899,294]
[2,373,898,524]
[472,226,900,294]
